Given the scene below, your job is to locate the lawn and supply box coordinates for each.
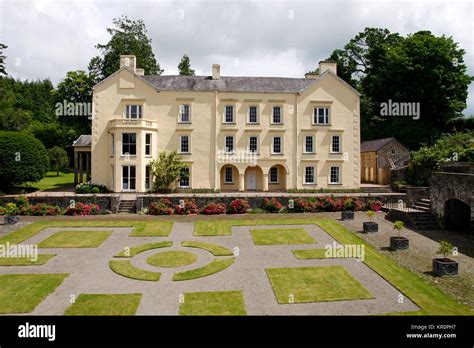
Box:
[250,228,316,245]
[173,258,235,281]
[0,273,68,313]
[179,290,247,316]
[181,240,234,256]
[26,170,74,192]
[0,254,56,266]
[147,251,197,268]
[109,260,161,281]
[129,221,174,237]
[292,249,329,259]
[266,266,374,303]
[38,231,112,248]
[114,241,172,257]
[64,293,142,315]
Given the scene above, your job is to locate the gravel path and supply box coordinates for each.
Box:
[0,220,418,315]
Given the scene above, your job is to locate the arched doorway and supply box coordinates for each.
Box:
[244,166,263,191]
[444,199,471,232]
[268,164,287,191]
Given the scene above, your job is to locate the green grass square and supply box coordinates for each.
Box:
[179,290,246,315]
[38,231,111,248]
[292,249,329,259]
[266,266,373,303]
[0,254,56,266]
[64,293,142,315]
[0,274,68,313]
[250,228,316,245]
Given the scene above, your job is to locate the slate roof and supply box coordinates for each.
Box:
[140,75,318,93]
[72,135,92,147]
[360,137,395,152]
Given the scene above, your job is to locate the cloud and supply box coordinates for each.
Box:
[1,0,473,114]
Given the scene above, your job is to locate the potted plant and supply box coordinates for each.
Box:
[363,210,378,232]
[390,220,409,250]
[3,202,19,225]
[432,241,458,276]
[341,198,355,220]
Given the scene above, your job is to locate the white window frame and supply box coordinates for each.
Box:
[331,135,341,153]
[248,106,259,124]
[304,166,316,184]
[329,166,341,184]
[223,105,235,123]
[111,133,115,156]
[269,166,279,184]
[179,167,190,188]
[179,135,190,154]
[271,106,283,124]
[125,104,143,119]
[224,136,235,154]
[121,133,137,156]
[122,165,136,191]
[145,165,152,191]
[314,107,329,125]
[248,136,259,154]
[304,135,315,153]
[145,133,152,157]
[271,136,283,154]
[179,104,191,123]
[224,166,234,184]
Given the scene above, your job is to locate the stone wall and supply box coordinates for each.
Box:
[0,194,119,212]
[430,165,474,232]
[377,140,410,168]
[404,186,430,206]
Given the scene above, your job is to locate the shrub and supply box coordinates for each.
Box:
[227,199,250,214]
[291,198,311,212]
[15,195,29,208]
[147,199,174,215]
[3,202,17,216]
[437,241,454,259]
[28,203,62,216]
[367,200,383,211]
[201,202,226,215]
[64,202,100,216]
[75,182,108,194]
[174,199,199,215]
[343,198,356,211]
[261,198,282,213]
[0,131,49,189]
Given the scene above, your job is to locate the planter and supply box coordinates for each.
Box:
[341,210,354,220]
[432,258,458,276]
[390,236,409,251]
[363,222,378,233]
[4,215,19,225]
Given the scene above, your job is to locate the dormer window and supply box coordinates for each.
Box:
[125,105,142,119]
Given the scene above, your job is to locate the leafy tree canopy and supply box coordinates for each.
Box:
[150,151,188,192]
[48,146,69,176]
[88,15,163,79]
[178,54,195,76]
[0,43,7,76]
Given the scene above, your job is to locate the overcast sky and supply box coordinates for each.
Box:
[1,0,473,115]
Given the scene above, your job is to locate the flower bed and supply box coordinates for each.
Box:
[201,202,227,215]
[148,198,174,215]
[174,199,199,215]
[227,199,250,214]
[64,202,101,216]
[261,198,282,213]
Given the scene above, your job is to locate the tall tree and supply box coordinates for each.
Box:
[178,54,195,76]
[327,28,473,149]
[88,15,163,80]
[48,146,69,176]
[0,43,7,76]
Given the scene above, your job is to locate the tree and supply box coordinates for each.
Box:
[0,131,49,189]
[327,28,473,149]
[89,15,163,79]
[178,54,195,76]
[52,70,97,135]
[0,43,7,76]
[150,151,188,192]
[48,146,69,176]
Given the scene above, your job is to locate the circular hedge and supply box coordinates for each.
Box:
[0,131,49,188]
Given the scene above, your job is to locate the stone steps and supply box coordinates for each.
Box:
[118,200,136,213]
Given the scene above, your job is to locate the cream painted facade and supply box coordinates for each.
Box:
[91,56,360,192]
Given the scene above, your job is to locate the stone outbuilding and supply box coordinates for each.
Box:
[360,137,410,185]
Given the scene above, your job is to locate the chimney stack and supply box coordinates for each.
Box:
[212,64,221,80]
[318,60,337,75]
[120,55,137,72]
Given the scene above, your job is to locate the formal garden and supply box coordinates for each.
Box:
[0,214,472,316]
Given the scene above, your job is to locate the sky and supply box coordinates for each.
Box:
[1,0,473,115]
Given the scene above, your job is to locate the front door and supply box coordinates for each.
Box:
[246,169,257,190]
[122,165,136,191]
